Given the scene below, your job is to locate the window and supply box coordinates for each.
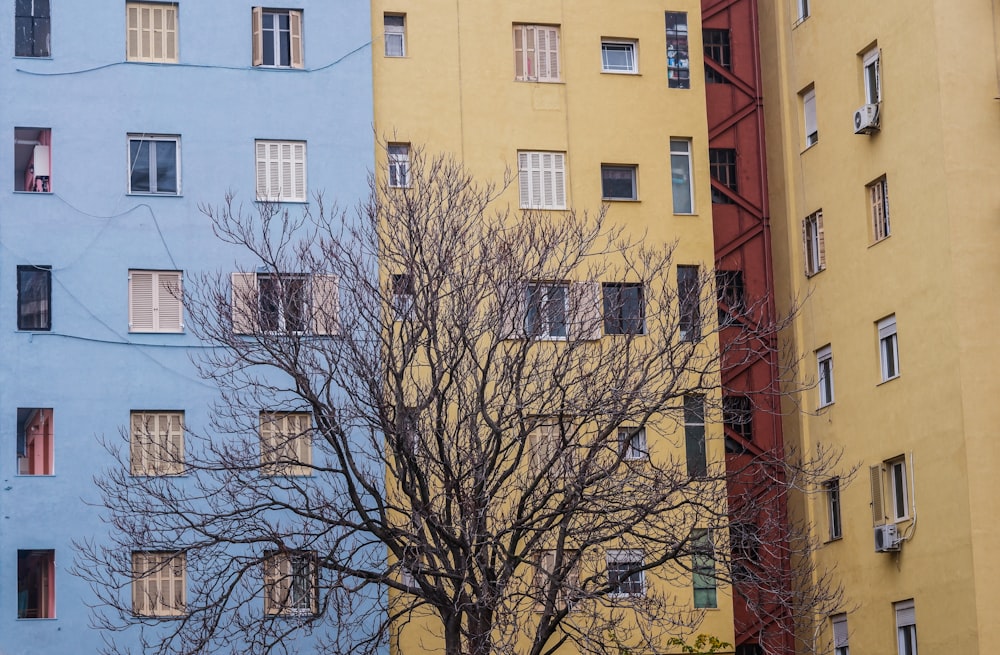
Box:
[825,479,842,540]
[601,39,637,73]
[391,273,414,320]
[887,457,908,521]
[260,412,313,476]
[601,164,638,200]
[17,408,53,475]
[895,600,917,655]
[677,265,700,342]
[126,3,178,63]
[670,139,693,214]
[15,0,50,57]
[802,87,818,147]
[384,14,405,57]
[252,7,303,68]
[14,127,52,192]
[863,47,881,104]
[128,135,180,195]
[703,29,730,83]
[388,143,410,188]
[730,521,759,566]
[817,345,834,407]
[796,0,810,23]
[513,24,560,82]
[17,265,51,331]
[231,272,338,335]
[868,176,890,242]
[529,421,574,476]
[724,395,753,442]
[831,613,849,655]
[132,552,185,616]
[878,315,899,382]
[803,210,825,276]
[691,529,716,608]
[684,395,706,477]
[619,427,647,460]
[130,411,184,476]
[602,283,644,335]
[664,12,689,89]
[129,270,183,333]
[518,151,566,209]
[533,550,580,611]
[715,270,744,326]
[17,550,54,618]
[525,282,568,339]
[264,550,317,615]
[709,148,737,204]
[255,140,306,202]
[607,550,644,596]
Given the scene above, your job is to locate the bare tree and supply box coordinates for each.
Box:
[76,148,845,655]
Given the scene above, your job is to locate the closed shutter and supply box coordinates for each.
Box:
[160,412,184,475]
[552,152,566,208]
[832,615,849,649]
[870,464,885,526]
[289,413,312,472]
[252,7,263,66]
[538,27,560,81]
[569,281,602,341]
[157,271,183,332]
[816,211,826,270]
[292,142,306,201]
[530,152,543,207]
[513,25,525,79]
[498,279,524,339]
[231,272,258,334]
[518,152,531,208]
[255,141,271,200]
[289,10,304,68]
[163,5,177,62]
[126,3,177,63]
[803,90,817,140]
[311,274,339,336]
[133,552,185,616]
[131,412,151,475]
[129,271,155,331]
[127,4,140,60]
[265,552,291,614]
[895,600,915,627]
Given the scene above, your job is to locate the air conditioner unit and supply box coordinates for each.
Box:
[874,524,900,552]
[854,103,881,134]
[32,145,51,177]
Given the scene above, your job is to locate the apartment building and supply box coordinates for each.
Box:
[760,1,1000,653]
[3,2,372,653]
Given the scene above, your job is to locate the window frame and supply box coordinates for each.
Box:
[715,269,745,326]
[888,457,909,521]
[825,478,842,541]
[132,551,186,617]
[252,7,304,69]
[618,427,647,461]
[129,269,184,333]
[388,143,410,188]
[803,210,825,276]
[127,134,180,195]
[533,549,580,612]
[602,282,645,335]
[703,28,731,83]
[817,345,834,407]
[796,0,810,23]
[606,549,645,597]
[384,13,405,57]
[600,164,638,201]
[17,407,53,476]
[677,265,701,342]
[17,549,55,618]
[601,39,637,74]
[231,272,338,336]
[723,394,753,442]
[684,395,706,477]
[264,550,318,616]
[670,138,694,214]
[14,126,53,193]
[524,282,569,339]
[863,47,881,105]
[708,148,737,204]
[17,265,51,331]
[894,600,917,655]
[878,315,899,382]
[130,411,185,476]
[14,0,51,58]
[831,613,849,655]
[868,175,890,243]
[255,139,307,202]
[259,411,313,477]
[664,12,690,89]
[513,24,561,83]
[691,529,717,608]
[802,87,818,147]
[517,151,567,210]
[126,2,179,64]
[391,273,415,321]
[528,420,575,476]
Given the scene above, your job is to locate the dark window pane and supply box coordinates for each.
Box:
[601,166,636,200]
[18,266,51,331]
[678,265,700,341]
[130,141,151,193]
[154,141,177,193]
[724,395,753,441]
[603,283,644,335]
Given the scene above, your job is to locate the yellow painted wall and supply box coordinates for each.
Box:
[372,1,731,653]
[760,0,1000,652]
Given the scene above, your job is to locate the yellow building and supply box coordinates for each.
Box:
[760,1,1000,653]
[371,1,735,653]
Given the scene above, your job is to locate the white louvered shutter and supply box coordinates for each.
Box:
[569,281,602,341]
[311,274,339,336]
[156,271,183,332]
[552,153,566,208]
[530,152,543,207]
[513,26,525,78]
[129,271,155,331]
[816,211,826,269]
[231,272,258,334]
[292,142,306,201]
[538,27,559,81]
[870,464,885,526]
[518,152,531,208]
[290,10,304,68]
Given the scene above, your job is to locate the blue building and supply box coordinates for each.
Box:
[3,2,373,652]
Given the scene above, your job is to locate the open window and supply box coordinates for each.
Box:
[14,127,52,192]
[264,550,317,615]
[231,272,338,336]
[17,550,55,618]
[17,408,53,475]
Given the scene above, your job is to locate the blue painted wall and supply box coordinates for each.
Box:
[1,2,373,652]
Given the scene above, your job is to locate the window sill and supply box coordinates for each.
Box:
[13,55,53,60]
[804,267,826,279]
[601,70,640,76]
[673,212,699,217]
[801,141,818,154]
[17,617,58,621]
[252,65,306,71]
[602,197,640,202]
[126,59,180,65]
[877,375,900,386]
[792,15,810,29]
[514,79,565,84]
[127,192,182,198]
[817,400,834,410]
[520,207,569,212]
[15,473,55,477]
[13,191,53,195]
[868,235,891,248]
[255,199,309,205]
[128,330,186,334]
[17,328,52,333]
